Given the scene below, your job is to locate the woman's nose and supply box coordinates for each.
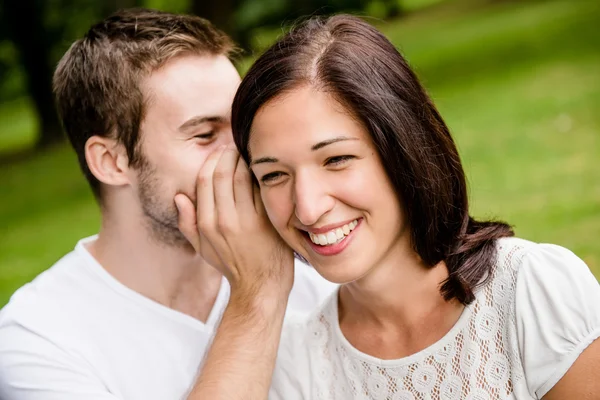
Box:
[293,171,335,227]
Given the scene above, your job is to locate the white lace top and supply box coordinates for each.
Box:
[270,238,600,399]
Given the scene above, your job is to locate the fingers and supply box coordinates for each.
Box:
[233,156,255,217]
[196,146,227,236]
[213,147,239,228]
[253,184,267,217]
[175,193,201,252]
[182,146,295,297]
[175,193,229,274]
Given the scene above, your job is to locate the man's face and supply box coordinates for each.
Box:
[133,54,241,245]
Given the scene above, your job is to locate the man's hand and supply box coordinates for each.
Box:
[175,145,294,300]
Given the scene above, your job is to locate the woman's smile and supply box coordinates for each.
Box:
[303,218,362,256]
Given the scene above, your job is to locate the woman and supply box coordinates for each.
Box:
[231,15,600,399]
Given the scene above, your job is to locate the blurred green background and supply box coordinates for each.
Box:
[0,0,598,307]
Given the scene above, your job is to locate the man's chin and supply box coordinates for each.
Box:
[143,216,188,249]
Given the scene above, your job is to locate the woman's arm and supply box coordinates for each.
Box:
[176,146,295,400]
[187,289,289,399]
[543,338,600,399]
[514,242,600,398]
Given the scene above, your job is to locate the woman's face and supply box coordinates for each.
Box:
[248,86,409,284]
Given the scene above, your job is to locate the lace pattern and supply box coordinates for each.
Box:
[306,239,533,400]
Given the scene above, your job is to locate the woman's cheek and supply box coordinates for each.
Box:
[262,191,289,231]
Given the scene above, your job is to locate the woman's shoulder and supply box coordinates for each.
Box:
[493,236,596,285]
[488,237,600,397]
[280,288,338,352]
[485,236,599,317]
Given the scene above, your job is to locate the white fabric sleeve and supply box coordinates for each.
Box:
[0,322,119,400]
[269,317,312,400]
[514,243,600,398]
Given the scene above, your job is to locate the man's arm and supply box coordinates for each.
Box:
[0,323,120,400]
[176,145,294,400]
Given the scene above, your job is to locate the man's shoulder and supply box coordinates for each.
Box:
[0,243,93,330]
[0,240,118,399]
[0,236,127,373]
[288,258,338,314]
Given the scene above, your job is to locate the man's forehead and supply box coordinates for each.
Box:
[141,55,237,119]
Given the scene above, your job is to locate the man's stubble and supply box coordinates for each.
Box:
[137,155,190,248]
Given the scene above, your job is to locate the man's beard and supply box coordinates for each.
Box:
[137,159,189,248]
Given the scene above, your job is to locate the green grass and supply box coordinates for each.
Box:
[1,0,599,306]
[377,0,600,269]
[0,146,100,303]
[0,97,38,155]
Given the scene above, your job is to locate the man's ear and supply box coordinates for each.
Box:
[85,135,131,188]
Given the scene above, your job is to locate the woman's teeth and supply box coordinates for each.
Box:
[308,219,358,246]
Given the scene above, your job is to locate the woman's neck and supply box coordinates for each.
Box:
[338,243,465,359]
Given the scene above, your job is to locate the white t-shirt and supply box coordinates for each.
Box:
[0,236,337,400]
[270,237,600,400]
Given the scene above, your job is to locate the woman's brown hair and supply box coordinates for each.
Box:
[232,14,513,304]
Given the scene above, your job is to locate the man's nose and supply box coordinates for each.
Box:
[221,127,234,146]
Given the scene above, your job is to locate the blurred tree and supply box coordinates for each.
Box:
[191,0,248,48]
[0,0,406,152]
[102,0,143,18]
[230,0,404,51]
[191,0,236,33]
[384,0,403,17]
[2,0,63,148]
[0,0,140,150]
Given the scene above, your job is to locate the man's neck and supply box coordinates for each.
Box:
[87,215,223,323]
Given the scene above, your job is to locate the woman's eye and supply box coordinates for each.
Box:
[260,172,284,184]
[325,155,355,166]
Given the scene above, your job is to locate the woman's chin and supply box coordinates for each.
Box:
[309,261,368,285]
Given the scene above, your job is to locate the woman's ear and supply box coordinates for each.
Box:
[84,135,131,188]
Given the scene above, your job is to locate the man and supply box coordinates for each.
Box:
[0,8,334,399]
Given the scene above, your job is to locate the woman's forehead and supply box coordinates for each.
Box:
[249,87,367,149]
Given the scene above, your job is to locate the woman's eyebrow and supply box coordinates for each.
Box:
[251,136,358,166]
[250,156,278,166]
[311,136,358,151]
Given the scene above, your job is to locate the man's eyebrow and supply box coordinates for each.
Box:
[178,116,227,131]
[311,136,358,151]
[250,156,279,166]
